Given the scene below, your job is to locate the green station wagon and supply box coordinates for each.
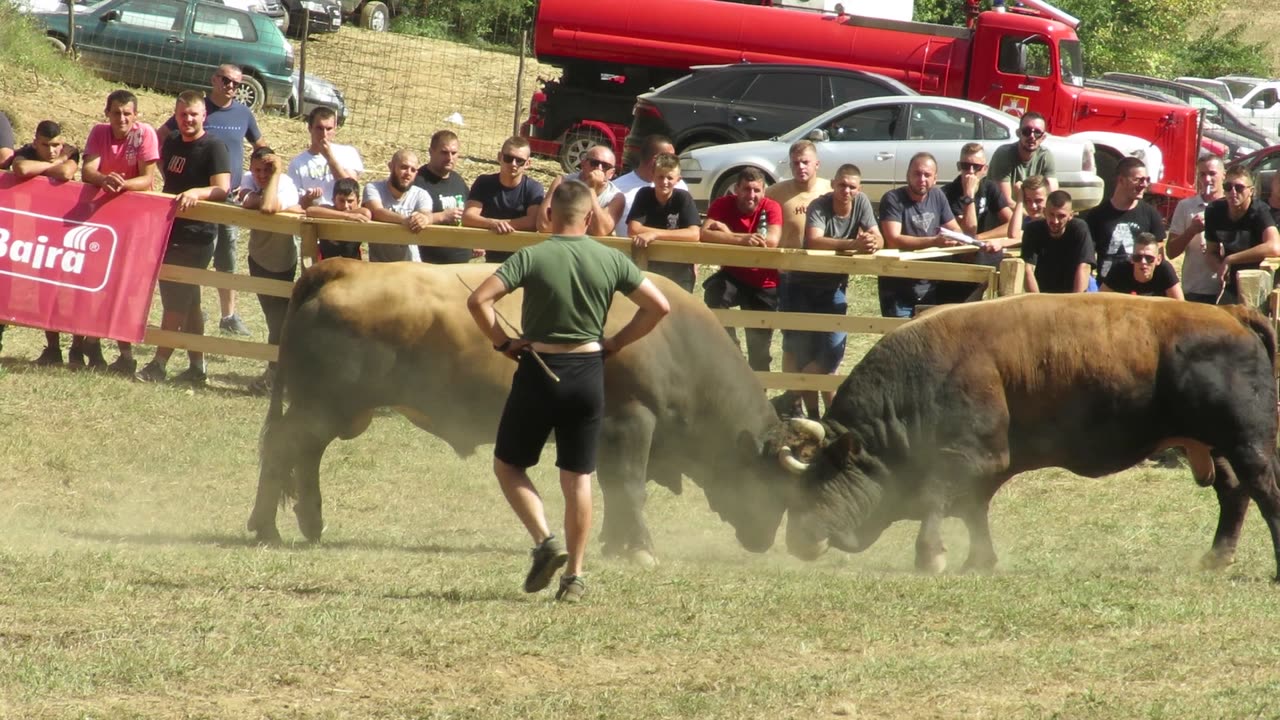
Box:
[37,0,294,111]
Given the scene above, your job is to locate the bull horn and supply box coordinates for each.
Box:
[777,446,809,474]
[787,417,826,443]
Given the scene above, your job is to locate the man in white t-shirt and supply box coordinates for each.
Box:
[288,106,364,259]
[609,134,688,238]
[1166,154,1225,304]
[537,144,621,236]
[363,149,434,262]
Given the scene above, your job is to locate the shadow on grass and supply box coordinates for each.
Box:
[65,529,522,557]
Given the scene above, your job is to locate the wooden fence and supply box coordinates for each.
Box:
[145,200,1022,393]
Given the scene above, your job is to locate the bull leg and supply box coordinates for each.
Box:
[596,405,657,566]
[914,510,947,574]
[1221,447,1280,581]
[292,435,333,542]
[960,479,1005,572]
[1202,454,1249,570]
[248,408,305,544]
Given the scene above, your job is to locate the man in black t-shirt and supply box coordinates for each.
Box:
[1022,190,1095,294]
[1101,232,1183,298]
[413,129,475,264]
[625,153,701,291]
[462,135,545,264]
[1203,167,1280,305]
[1084,156,1166,279]
[136,91,231,386]
[938,142,1014,303]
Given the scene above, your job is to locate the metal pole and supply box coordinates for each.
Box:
[512,29,527,137]
[297,10,310,118]
[66,1,75,55]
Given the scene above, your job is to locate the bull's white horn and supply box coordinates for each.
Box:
[787,417,826,443]
[777,446,809,474]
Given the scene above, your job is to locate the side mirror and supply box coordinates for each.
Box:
[100,9,119,21]
[807,128,829,143]
[1253,100,1266,110]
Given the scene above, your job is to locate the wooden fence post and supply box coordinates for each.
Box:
[997,257,1025,296]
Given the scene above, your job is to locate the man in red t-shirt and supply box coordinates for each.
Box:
[700,167,783,372]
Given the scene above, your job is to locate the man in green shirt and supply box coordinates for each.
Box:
[987,111,1058,206]
[466,180,671,603]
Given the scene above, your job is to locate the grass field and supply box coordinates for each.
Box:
[5,9,1280,719]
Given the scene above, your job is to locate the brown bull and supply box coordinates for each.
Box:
[248,259,791,559]
[773,293,1280,581]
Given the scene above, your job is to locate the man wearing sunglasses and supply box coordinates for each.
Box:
[537,144,620,236]
[1101,232,1183,299]
[936,143,1015,304]
[1084,157,1166,280]
[162,64,267,338]
[987,111,1058,206]
[1203,168,1280,305]
[462,136,545,263]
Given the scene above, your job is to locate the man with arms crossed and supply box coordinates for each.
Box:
[163,64,267,337]
[1166,155,1226,304]
[289,106,364,260]
[778,163,880,420]
[136,91,231,385]
[81,89,160,375]
[413,129,473,264]
[463,135,545,263]
[467,181,670,603]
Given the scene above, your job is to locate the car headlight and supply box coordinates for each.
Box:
[310,86,340,102]
[302,1,325,10]
[679,156,702,172]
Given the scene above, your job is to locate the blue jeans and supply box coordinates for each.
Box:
[780,280,848,373]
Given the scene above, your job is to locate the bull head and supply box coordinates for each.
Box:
[775,418,826,474]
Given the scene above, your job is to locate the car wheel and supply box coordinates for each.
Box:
[361,1,389,31]
[47,35,67,53]
[712,167,772,200]
[234,75,267,111]
[278,12,290,36]
[559,129,607,173]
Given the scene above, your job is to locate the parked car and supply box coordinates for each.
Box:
[35,0,294,111]
[625,63,917,168]
[677,96,1142,212]
[1175,76,1234,104]
[1227,145,1280,199]
[1100,72,1280,151]
[279,0,340,36]
[1090,76,1273,159]
[287,70,348,125]
[1217,75,1273,103]
[217,0,286,32]
[337,0,397,31]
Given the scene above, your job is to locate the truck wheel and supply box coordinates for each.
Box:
[360,1,389,31]
[47,35,67,53]
[559,130,607,173]
[233,75,267,111]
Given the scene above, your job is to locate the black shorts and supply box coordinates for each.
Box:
[494,351,605,474]
[158,241,215,313]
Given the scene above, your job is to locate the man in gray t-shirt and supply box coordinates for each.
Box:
[363,149,434,263]
[878,153,965,318]
[777,164,883,420]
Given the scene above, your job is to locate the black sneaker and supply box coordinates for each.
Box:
[34,345,63,366]
[174,365,208,387]
[524,535,569,593]
[108,356,138,376]
[219,314,251,336]
[134,361,167,383]
[556,575,586,603]
[67,346,86,368]
[84,345,108,371]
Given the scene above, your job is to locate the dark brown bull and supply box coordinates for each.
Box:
[248,259,791,559]
[773,293,1280,581]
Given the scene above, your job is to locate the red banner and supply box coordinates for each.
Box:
[0,174,175,342]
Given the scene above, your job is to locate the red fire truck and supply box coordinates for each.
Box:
[521,0,1199,203]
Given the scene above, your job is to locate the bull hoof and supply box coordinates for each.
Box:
[247,515,282,545]
[916,551,948,575]
[1200,550,1236,571]
[628,549,658,569]
[294,503,324,542]
[601,543,625,559]
[789,538,829,562]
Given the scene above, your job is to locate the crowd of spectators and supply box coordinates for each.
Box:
[4,75,1280,408]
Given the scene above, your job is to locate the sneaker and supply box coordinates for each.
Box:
[67,346,86,368]
[174,365,208,387]
[108,356,138,377]
[134,361,167,383]
[219,314,251,336]
[34,345,63,366]
[523,535,569,593]
[84,345,108,371]
[556,575,587,603]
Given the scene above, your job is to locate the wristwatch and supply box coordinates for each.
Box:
[494,339,512,352]
[959,196,975,207]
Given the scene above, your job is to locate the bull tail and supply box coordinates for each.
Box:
[1222,304,1278,374]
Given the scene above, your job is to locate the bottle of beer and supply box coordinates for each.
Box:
[755,207,769,235]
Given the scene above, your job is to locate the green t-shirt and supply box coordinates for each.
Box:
[495,235,645,344]
[988,142,1056,188]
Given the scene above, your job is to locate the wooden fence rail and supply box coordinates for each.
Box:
[130,199,1017,392]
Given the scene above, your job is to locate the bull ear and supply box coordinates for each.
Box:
[739,429,762,456]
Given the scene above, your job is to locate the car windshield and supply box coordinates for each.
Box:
[1186,80,1232,104]
[1222,79,1264,99]
[1059,40,1083,87]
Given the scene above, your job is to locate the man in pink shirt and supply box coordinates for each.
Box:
[700,167,783,372]
[81,89,160,374]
